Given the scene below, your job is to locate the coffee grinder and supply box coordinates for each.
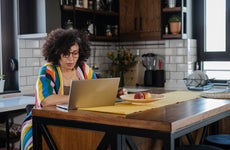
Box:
[142,53,156,86]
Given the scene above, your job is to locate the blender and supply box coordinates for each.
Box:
[142,53,156,86]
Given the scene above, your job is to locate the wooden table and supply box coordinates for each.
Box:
[32,96,230,150]
[0,96,34,150]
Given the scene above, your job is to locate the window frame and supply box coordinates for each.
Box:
[195,0,230,62]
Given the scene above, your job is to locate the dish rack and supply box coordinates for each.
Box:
[183,78,214,91]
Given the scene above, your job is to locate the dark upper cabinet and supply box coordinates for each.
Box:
[120,0,161,41]
[60,0,119,41]
[18,0,61,35]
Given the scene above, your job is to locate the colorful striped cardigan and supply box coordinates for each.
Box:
[20,63,97,150]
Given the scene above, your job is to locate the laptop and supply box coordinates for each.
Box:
[56,78,120,111]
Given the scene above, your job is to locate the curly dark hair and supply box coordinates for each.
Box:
[42,28,91,67]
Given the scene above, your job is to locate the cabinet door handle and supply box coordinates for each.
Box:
[134,17,137,31]
[140,17,142,31]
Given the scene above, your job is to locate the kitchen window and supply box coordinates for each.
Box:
[195,0,230,82]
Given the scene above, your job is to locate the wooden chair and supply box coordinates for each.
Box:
[0,104,34,149]
[0,116,21,150]
[25,104,35,114]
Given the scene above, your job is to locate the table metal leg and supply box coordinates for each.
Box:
[96,133,138,150]
[40,124,57,150]
[125,136,138,150]
[33,118,42,150]
[5,118,9,150]
[163,135,175,150]
[200,126,208,144]
[97,133,126,150]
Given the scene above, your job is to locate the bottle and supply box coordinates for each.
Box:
[106,25,112,37]
[75,0,80,7]
[87,21,94,35]
[66,0,69,5]
[83,0,88,8]
[165,25,168,34]
[88,0,93,9]
[112,25,118,36]
[95,0,100,10]
[79,0,83,7]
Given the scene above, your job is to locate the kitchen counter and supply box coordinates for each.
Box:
[0,96,34,113]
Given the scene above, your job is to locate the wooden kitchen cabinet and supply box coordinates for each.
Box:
[61,0,119,41]
[120,0,161,41]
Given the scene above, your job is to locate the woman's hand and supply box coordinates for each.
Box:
[41,94,69,107]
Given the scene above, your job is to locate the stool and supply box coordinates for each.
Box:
[176,144,223,150]
[205,134,230,150]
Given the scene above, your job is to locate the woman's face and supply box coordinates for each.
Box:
[59,43,79,71]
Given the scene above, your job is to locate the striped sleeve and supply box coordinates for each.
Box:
[35,63,63,108]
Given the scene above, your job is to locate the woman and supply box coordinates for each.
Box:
[20,28,97,150]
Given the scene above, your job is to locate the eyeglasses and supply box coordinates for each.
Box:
[62,51,79,58]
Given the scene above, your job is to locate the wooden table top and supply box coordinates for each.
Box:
[32,97,230,133]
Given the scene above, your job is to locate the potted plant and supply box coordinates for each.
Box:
[107,48,137,87]
[0,74,5,93]
[168,15,181,35]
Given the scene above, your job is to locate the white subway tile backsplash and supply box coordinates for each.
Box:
[20,49,33,58]
[165,71,170,80]
[165,56,170,63]
[177,48,187,55]
[187,39,197,48]
[39,40,45,47]
[39,58,46,66]
[177,80,187,89]
[20,77,27,86]
[153,48,165,56]
[20,67,34,76]
[33,67,41,75]
[25,40,40,48]
[169,40,184,48]
[184,39,188,48]
[145,40,159,45]
[170,72,184,80]
[170,56,184,64]
[187,55,197,62]
[177,64,188,72]
[145,44,159,49]
[26,58,40,67]
[27,76,38,85]
[19,58,26,67]
[164,40,170,48]
[19,40,26,48]
[33,49,42,57]
[18,38,197,92]
[20,86,36,93]
[165,64,177,71]
[164,48,176,56]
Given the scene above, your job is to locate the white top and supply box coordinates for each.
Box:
[0,96,34,113]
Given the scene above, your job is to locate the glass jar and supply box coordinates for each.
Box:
[64,19,73,29]
[112,25,118,36]
[106,25,112,37]
[88,0,93,9]
[95,0,100,10]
